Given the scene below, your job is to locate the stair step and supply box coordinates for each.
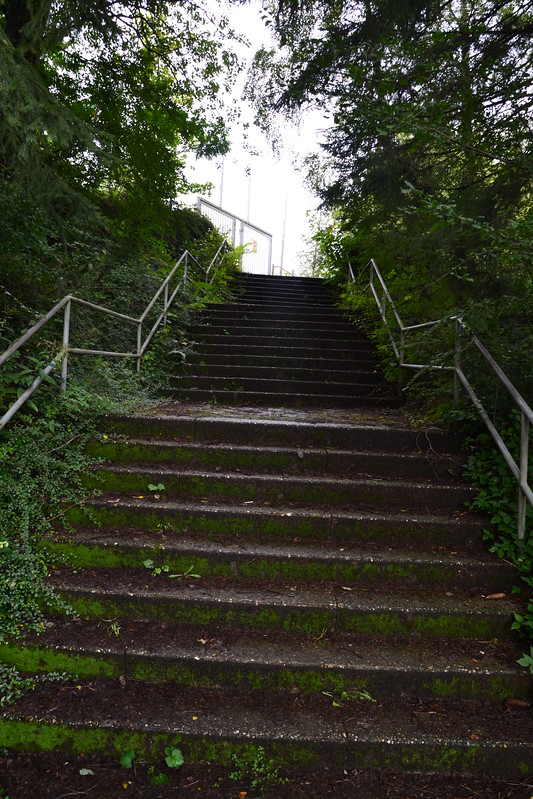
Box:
[103,413,459,453]
[169,388,397,408]
[228,296,334,307]
[189,321,366,337]
[180,363,386,384]
[89,465,474,512]
[199,305,351,323]
[171,376,392,398]
[2,620,526,701]
[189,342,378,362]
[3,681,531,778]
[87,438,462,480]
[50,568,517,641]
[186,353,378,370]
[43,529,515,592]
[190,332,374,350]
[68,499,486,549]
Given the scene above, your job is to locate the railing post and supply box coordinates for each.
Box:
[381,290,387,320]
[184,252,188,287]
[61,299,71,392]
[518,412,530,540]
[163,283,169,327]
[136,322,142,373]
[453,318,462,411]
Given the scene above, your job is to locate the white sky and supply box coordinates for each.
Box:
[183,0,329,274]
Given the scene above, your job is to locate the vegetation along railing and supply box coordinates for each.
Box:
[349,258,533,541]
[0,241,229,431]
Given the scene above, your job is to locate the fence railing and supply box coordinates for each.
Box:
[0,241,229,431]
[271,265,296,277]
[197,197,273,275]
[350,258,532,540]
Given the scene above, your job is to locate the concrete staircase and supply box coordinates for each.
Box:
[171,273,396,407]
[1,274,531,789]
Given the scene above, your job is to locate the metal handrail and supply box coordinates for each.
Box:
[351,258,532,540]
[0,244,229,431]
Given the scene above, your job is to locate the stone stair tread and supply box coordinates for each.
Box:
[10,619,526,689]
[94,462,468,488]
[180,365,385,382]
[51,567,519,619]
[4,679,531,769]
[191,343,377,358]
[110,406,453,443]
[186,353,380,368]
[89,465,473,512]
[90,438,462,480]
[48,528,510,570]
[46,528,515,594]
[190,334,374,346]
[83,495,482,527]
[172,376,390,393]
[169,390,397,409]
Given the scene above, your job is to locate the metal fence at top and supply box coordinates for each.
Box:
[349,258,532,541]
[197,197,273,275]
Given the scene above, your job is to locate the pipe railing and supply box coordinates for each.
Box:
[350,258,532,540]
[0,244,229,431]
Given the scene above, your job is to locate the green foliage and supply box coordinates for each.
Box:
[142,559,200,580]
[164,746,184,770]
[120,750,136,769]
[322,688,376,706]
[464,411,533,648]
[150,773,169,786]
[0,0,239,208]
[261,0,533,400]
[0,663,68,708]
[0,391,104,644]
[517,647,533,674]
[229,745,287,793]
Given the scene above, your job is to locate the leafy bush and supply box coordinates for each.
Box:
[464,412,533,651]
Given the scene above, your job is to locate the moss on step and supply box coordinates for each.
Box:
[54,591,513,642]
[42,540,480,589]
[0,719,530,779]
[0,644,119,679]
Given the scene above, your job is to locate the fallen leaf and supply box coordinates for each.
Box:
[505,698,531,708]
[485,593,505,600]
[470,733,479,740]
[79,768,94,775]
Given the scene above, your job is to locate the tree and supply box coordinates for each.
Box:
[0,0,241,315]
[256,0,533,309]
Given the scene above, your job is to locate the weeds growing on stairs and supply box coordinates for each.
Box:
[0,373,163,706]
